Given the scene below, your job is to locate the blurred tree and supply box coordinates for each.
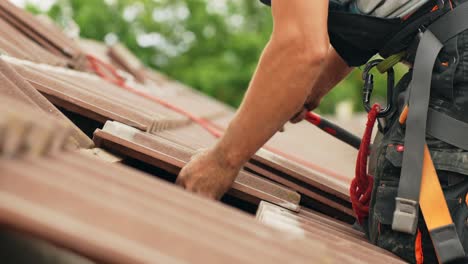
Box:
[26,0,407,114]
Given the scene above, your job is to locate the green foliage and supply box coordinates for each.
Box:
[29,0,408,113]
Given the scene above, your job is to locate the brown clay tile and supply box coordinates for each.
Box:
[0,153,349,263]
[0,71,35,104]
[93,123,301,211]
[11,64,151,130]
[78,148,122,163]
[0,35,37,61]
[253,148,350,199]
[245,161,355,217]
[158,124,350,198]
[46,71,189,123]
[108,43,146,83]
[0,8,57,56]
[298,206,364,238]
[0,18,67,66]
[0,97,76,156]
[7,60,196,129]
[77,39,114,66]
[0,1,81,59]
[0,96,368,263]
[256,201,405,263]
[154,123,354,217]
[0,59,93,148]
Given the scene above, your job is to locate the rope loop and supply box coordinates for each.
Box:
[351,103,380,224]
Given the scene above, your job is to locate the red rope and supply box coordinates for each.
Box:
[87,55,126,86]
[350,104,379,224]
[86,54,223,137]
[86,54,350,183]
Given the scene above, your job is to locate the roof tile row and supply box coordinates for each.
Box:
[256,202,405,263]
[0,105,342,263]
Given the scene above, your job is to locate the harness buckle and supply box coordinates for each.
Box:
[392,197,419,235]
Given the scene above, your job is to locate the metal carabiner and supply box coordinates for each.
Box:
[362,59,395,118]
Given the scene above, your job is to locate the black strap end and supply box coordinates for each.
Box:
[431,224,466,264]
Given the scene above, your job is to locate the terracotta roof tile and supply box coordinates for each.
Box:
[0,18,67,66]
[256,202,405,263]
[108,43,146,83]
[153,123,354,219]
[0,59,93,148]
[0,0,81,60]
[0,124,338,263]
[93,121,301,212]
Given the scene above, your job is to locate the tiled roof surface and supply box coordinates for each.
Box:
[0,1,84,68]
[0,151,316,263]
[0,1,402,263]
[0,56,92,148]
[256,202,405,264]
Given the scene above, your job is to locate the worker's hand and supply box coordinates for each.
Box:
[176,148,241,200]
[290,95,320,124]
[290,108,308,124]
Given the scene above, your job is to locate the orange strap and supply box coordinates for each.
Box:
[420,145,453,231]
[400,105,453,231]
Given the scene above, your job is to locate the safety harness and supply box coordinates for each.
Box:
[355,2,468,263]
[391,3,468,263]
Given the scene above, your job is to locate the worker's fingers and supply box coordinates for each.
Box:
[176,148,207,187]
[290,109,307,124]
[289,111,302,123]
[176,159,192,188]
[175,173,186,188]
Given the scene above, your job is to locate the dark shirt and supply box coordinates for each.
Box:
[258,0,404,66]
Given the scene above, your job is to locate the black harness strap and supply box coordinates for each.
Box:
[427,109,468,151]
[393,2,468,263]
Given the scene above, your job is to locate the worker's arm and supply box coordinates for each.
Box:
[291,46,354,123]
[177,0,342,199]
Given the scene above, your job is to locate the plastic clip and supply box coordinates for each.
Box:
[392,197,419,235]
